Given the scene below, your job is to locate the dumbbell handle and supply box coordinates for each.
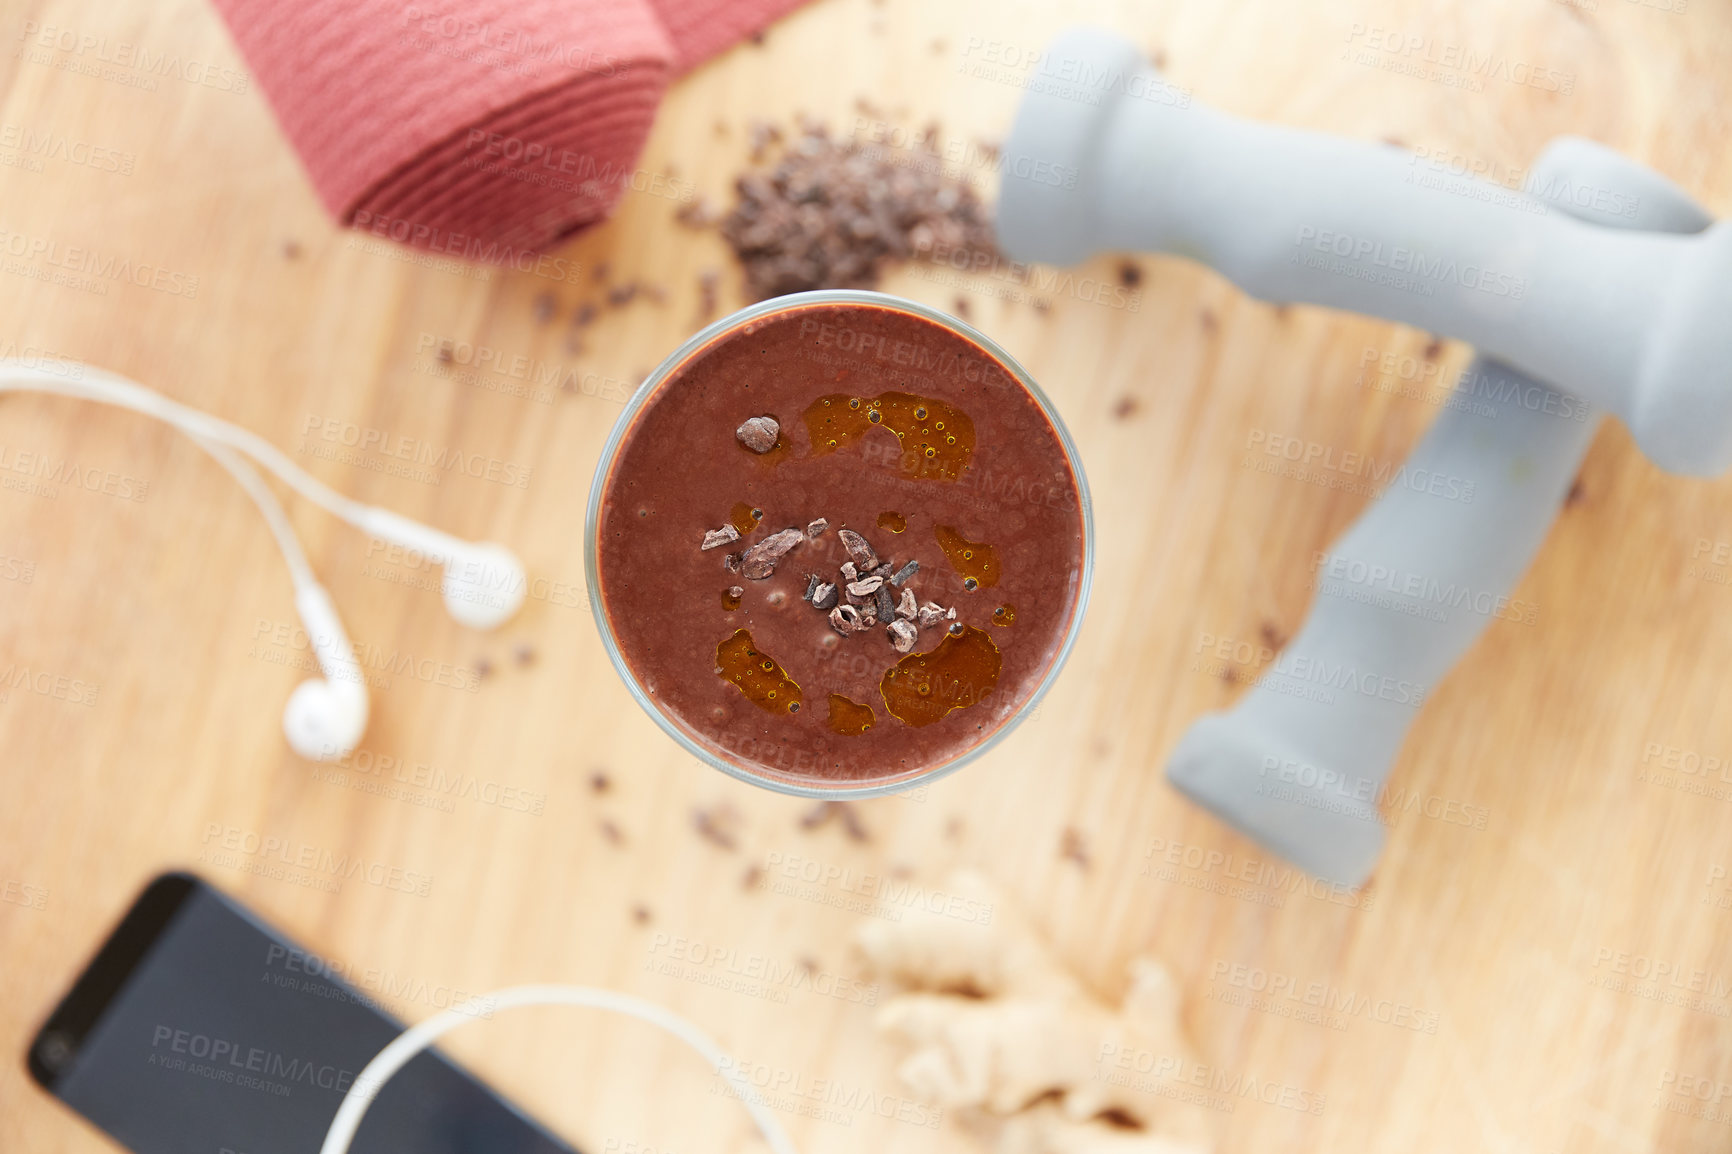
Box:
[998,26,1732,475]
[1159,138,1710,886]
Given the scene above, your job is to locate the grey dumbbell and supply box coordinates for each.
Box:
[1156,143,1708,886]
[994,31,1714,884]
[996,25,1732,476]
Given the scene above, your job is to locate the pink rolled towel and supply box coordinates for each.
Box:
[208,0,807,261]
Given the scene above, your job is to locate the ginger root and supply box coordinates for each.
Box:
[854,871,1212,1154]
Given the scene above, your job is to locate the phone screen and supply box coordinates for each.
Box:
[28,873,579,1154]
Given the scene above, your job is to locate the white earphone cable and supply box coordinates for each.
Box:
[0,361,467,557]
[319,984,799,1154]
[194,436,317,593]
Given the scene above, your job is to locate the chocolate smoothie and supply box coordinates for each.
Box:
[592,293,1087,793]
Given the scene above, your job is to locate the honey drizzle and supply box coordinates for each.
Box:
[716,629,802,714]
[728,501,764,536]
[933,525,1000,589]
[825,693,876,736]
[879,625,1003,728]
[802,391,975,482]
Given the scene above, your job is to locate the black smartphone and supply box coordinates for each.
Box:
[27,872,579,1154]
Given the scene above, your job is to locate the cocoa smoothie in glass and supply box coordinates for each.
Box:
[586,290,1091,796]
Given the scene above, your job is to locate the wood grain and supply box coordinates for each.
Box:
[2,0,1730,1150]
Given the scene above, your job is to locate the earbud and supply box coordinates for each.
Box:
[282,584,370,761]
[0,361,530,763]
[354,508,527,630]
[440,542,528,630]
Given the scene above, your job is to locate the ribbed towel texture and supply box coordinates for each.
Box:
[209,0,806,259]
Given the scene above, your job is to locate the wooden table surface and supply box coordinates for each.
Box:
[3,0,1731,1150]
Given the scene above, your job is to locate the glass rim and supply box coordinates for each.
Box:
[584,289,1095,799]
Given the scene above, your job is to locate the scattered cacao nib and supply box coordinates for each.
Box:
[702,524,741,550]
[887,619,918,652]
[889,559,919,586]
[946,607,957,619]
[830,604,866,634]
[838,529,879,570]
[859,601,879,627]
[847,576,885,597]
[748,119,782,162]
[676,197,721,228]
[1061,827,1091,868]
[870,561,894,579]
[697,269,720,321]
[693,804,740,851]
[723,552,742,574]
[736,415,780,453]
[803,800,869,841]
[739,527,803,580]
[836,803,869,841]
[802,574,821,602]
[917,602,946,628]
[874,583,895,622]
[806,517,829,539]
[840,561,858,582]
[728,584,745,600]
[812,582,838,609]
[896,589,918,620]
[716,120,997,300]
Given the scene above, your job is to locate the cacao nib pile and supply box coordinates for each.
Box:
[713,120,998,300]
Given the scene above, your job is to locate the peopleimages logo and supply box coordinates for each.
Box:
[1311,551,1538,627]
[298,414,532,489]
[0,664,99,706]
[348,210,584,282]
[149,1023,354,1094]
[0,122,134,174]
[15,20,250,94]
[1291,225,1527,300]
[0,224,199,298]
[1256,756,1489,830]
[199,823,435,897]
[1244,427,1476,503]
[0,441,149,501]
[399,7,624,77]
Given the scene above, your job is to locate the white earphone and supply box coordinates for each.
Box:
[0,360,527,761]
